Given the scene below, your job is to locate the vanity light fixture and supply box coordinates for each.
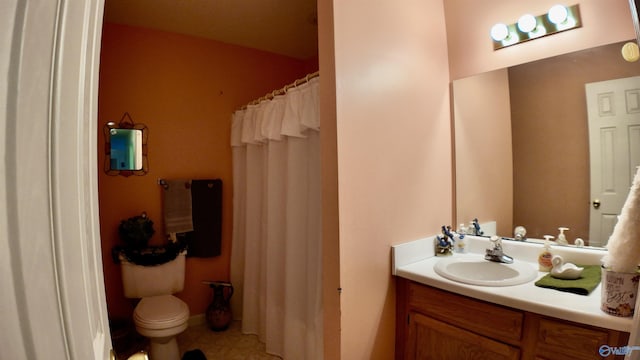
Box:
[517,14,537,33]
[491,4,581,50]
[490,23,509,42]
[548,4,569,24]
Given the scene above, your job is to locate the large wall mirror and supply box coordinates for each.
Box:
[103,112,149,176]
[453,39,640,249]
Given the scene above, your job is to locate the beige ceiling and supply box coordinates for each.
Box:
[103,0,319,60]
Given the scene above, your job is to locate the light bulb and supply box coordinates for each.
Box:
[490,23,509,41]
[517,14,537,33]
[548,5,569,24]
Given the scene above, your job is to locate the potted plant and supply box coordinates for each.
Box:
[118,212,155,249]
[113,212,187,266]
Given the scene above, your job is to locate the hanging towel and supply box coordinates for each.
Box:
[163,179,194,234]
[183,179,223,258]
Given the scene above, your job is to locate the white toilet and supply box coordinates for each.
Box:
[120,250,190,360]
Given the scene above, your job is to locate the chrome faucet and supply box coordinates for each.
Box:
[485,236,514,264]
[471,218,484,236]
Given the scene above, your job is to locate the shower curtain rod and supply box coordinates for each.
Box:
[237,70,319,111]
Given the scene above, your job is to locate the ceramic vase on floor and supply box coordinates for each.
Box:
[204,281,234,331]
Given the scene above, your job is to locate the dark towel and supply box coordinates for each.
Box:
[181,179,222,258]
[182,349,207,360]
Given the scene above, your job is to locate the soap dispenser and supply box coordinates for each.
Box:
[556,227,570,245]
[456,223,467,253]
[468,221,475,235]
[538,235,555,272]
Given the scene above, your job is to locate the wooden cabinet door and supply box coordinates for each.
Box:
[406,312,520,360]
[408,282,523,344]
[523,314,629,360]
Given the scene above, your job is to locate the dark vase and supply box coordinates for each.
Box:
[205,281,234,331]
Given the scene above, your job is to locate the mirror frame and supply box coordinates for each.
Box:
[103,112,148,177]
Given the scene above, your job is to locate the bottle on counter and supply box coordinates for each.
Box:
[538,235,555,272]
[556,227,570,245]
[456,223,467,253]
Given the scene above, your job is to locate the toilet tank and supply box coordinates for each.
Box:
[120,250,186,298]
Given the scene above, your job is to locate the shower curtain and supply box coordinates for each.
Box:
[230,76,322,359]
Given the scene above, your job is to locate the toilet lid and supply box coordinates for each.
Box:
[134,295,189,329]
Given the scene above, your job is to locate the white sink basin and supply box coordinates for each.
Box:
[434,256,538,287]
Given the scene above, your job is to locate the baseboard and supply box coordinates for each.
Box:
[188,313,243,328]
[188,313,206,327]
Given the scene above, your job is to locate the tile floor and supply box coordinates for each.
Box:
[112,320,280,360]
[178,321,281,360]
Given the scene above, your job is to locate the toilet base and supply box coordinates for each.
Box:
[134,321,187,360]
[149,336,180,360]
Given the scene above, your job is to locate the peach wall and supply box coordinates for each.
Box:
[331,0,452,358]
[98,23,311,319]
[444,0,636,80]
[453,69,513,236]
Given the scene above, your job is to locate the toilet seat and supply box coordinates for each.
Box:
[134,295,189,330]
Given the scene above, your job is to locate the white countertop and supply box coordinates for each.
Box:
[392,235,633,332]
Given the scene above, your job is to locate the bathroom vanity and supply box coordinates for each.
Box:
[392,235,632,360]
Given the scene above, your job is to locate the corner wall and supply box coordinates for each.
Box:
[98,23,311,319]
[330,1,452,358]
[317,0,341,358]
